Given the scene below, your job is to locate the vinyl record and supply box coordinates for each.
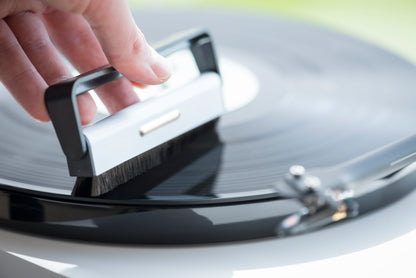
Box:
[0,9,415,243]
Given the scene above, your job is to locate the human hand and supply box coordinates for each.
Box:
[0,0,172,124]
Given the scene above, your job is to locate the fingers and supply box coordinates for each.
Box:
[5,12,96,124]
[83,0,172,84]
[1,0,168,125]
[41,0,172,85]
[6,12,70,84]
[0,18,49,122]
[42,9,139,114]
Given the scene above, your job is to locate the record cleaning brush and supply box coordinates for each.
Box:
[45,30,224,196]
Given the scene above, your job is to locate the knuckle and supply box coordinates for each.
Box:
[0,22,17,51]
[3,67,37,87]
[70,28,92,48]
[107,30,148,66]
[0,36,18,53]
[23,38,49,53]
[132,32,147,56]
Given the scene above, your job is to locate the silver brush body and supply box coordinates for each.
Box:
[84,72,223,176]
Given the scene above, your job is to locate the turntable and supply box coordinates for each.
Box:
[1,8,416,278]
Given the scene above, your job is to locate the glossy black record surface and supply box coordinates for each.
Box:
[0,10,416,243]
[1,10,416,201]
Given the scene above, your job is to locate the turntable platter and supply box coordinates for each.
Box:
[0,10,415,243]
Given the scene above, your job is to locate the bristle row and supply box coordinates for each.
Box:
[87,120,218,196]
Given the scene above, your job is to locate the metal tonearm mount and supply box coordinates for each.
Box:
[275,133,416,235]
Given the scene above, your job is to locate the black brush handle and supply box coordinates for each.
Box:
[45,66,123,161]
[45,30,220,168]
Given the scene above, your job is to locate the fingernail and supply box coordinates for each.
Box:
[149,47,172,82]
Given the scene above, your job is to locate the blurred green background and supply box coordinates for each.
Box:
[128,0,416,63]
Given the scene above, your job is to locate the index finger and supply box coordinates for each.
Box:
[84,0,172,85]
[42,0,172,85]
